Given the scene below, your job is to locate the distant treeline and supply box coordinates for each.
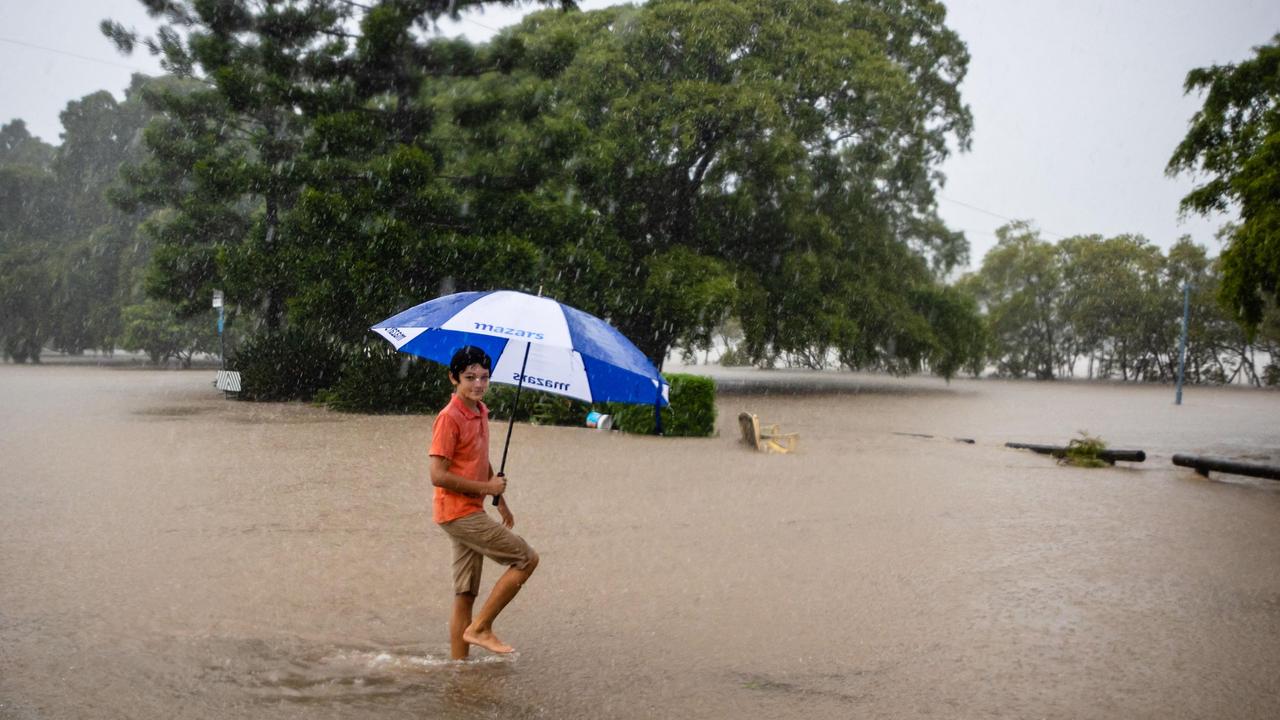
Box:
[958,222,1279,385]
[1,1,1277,398]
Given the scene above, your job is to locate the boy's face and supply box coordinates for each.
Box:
[451,363,490,404]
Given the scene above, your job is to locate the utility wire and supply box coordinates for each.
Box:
[938,194,1069,239]
[0,36,154,73]
[460,16,502,33]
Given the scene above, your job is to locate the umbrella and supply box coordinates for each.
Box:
[371,289,669,504]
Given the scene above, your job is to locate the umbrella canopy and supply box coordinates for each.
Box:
[371,289,670,407]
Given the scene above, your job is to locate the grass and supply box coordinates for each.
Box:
[1061,431,1109,468]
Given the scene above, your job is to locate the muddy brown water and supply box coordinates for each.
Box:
[2,365,1279,719]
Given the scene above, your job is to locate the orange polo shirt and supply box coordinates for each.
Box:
[429,393,491,524]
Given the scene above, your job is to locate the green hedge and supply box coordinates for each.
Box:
[491,372,717,437]
[607,373,717,437]
[308,351,717,439]
[318,345,453,413]
[231,328,344,401]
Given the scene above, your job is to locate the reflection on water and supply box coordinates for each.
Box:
[2,365,1279,719]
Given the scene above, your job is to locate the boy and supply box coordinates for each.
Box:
[429,345,538,659]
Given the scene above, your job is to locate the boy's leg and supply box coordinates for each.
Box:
[450,592,476,660]
[462,557,538,654]
[441,513,538,654]
[446,530,484,660]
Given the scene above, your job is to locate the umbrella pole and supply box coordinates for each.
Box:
[494,341,531,506]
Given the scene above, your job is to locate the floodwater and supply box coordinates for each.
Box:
[2,364,1279,719]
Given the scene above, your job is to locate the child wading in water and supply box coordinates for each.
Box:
[429,346,539,658]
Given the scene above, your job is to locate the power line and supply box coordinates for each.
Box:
[938,194,1068,239]
[460,16,502,34]
[0,36,154,73]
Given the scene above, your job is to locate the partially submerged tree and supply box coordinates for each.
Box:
[1168,33,1280,336]
[966,222,1061,379]
[0,121,58,362]
[439,0,977,375]
[120,298,218,366]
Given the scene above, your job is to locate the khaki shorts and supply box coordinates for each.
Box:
[439,511,536,595]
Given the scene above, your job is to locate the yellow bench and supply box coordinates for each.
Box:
[738,412,799,454]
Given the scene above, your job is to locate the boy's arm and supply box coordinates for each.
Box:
[486,462,516,527]
[429,455,504,496]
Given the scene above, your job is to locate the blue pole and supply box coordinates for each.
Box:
[218,305,226,370]
[1176,282,1189,405]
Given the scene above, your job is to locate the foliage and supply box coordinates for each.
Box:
[101,0,573,392]
[964,223,1271,384]
[1060,432,1109,469]
[485,383,534,423]
[318,346,453,413]
[911,284,988,380]
[1,80,158,363]
[439,0,978,375]
[0,243,53,362]
[608,373,716,437]
[1058,234,1169,381]
[120,299,218,367]
[529,393,594,426]
[230,327,343,401]
[1168,34,1280,336]
[0,122,58,362]
[486,385,597,428]
[965,221,1061,379]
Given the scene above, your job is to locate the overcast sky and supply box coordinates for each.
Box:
[2,0,1278,271]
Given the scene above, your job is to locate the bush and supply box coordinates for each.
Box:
[486,383,533,423]
[120,299,218,367]
[718,344,753,367]
[319,345,453,413]
[231,327,344,401]
[529,392,593,426]
[1061,431,1108,468]
[608,373,717,437]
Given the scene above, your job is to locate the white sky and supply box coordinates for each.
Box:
[2,0,1277,270]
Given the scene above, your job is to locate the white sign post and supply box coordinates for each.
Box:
[211,290,240,394]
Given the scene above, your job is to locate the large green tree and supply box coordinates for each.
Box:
[436,0,976,374]
[1164,236,1261,384]
[46,79,160,354]
[965,222,1061,379]
[104,0,572,336]
[0,121,58,361]
[1057,234,1168,381]
[1168,33,1280,335]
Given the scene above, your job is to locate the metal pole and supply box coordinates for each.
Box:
[494,341,532,506]
[1176,282,1189,405]
[218,305,225,371]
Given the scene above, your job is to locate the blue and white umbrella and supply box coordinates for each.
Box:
[371,290,669,406]
[371,290,670,502]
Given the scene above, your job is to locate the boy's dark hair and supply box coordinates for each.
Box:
[449,345,492,379]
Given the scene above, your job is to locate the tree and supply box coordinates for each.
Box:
[438,0,976,374]
[45,80,159,355]
[0,121,58,362]
[967,222,1060,379]
[104,0,573,337]
[120,299,217,366]
[0,120,55,167]
[1057,234,1168,380]
[1168,33,1280,335]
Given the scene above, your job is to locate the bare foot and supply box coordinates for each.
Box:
[462,627,514,654]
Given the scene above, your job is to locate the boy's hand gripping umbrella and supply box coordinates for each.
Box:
[371,290,670,504]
